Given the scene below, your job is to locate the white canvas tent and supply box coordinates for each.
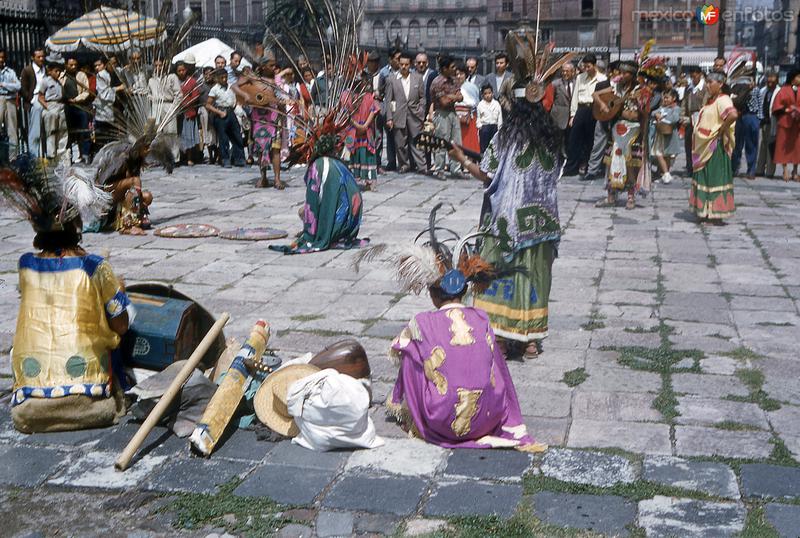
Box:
[172,38,252,69]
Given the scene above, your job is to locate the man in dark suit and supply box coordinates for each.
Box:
[416,52,438,173]
[386,52,426,173]
[550,61,575,156]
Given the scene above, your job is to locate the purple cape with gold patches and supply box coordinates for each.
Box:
[387,304,543,451]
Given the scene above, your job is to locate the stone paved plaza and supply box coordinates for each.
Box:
[1,162,799,537]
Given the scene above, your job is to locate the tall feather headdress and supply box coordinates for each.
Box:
[354,203,522,297]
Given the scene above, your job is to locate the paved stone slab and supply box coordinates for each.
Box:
[672,373,750,398]
[265,440,349,471]
[352,513,402,536]
[568,419,672,455]
[0,445,69,486]
[522,416,570,446]
[675,426,773,459]
[675,396,769,429]
[19,427,107,448]
[48,451,166,489]
[741,464,800,500]
[404,518,452,536]
[540,448,635,487]
[276,524,312,538]
[144,458,251,494]
[443,448,531,482]
[95,423,186,458]
[572,390,662,422]
[531,492,636,536]
[638,496,746,537]
[424,481,523,518]
[322,475,427,516]
[344,438,447,478]
[764,503,800,538]
[315,511,354,538]
[643,456,739,499]
[212,429,274,461]
[234,463,336,505]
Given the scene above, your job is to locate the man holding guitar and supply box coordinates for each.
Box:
[591,60,644,210]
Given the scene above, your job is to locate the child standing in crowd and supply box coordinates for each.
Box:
[651,88,682,184]
[346,72,381,191]
[476,84,502,154]
[39,61,68,159]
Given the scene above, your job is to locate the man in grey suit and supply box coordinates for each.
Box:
[484,53,511,99]
[386,52,426,173]
[550,61,575,155]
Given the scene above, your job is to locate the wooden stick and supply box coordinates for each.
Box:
[115,312,230,471]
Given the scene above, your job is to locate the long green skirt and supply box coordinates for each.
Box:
[690,143,735,219]
[473,239,555,342]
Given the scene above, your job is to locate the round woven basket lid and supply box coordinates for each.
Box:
[154,223,220,238]
[218,227,289,241]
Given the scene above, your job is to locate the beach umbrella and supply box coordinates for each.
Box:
[45,6,167,53]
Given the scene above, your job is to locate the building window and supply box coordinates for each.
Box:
[578,28,595,46]
[639,19,656,42]
[502,0,514,12]
[468,18,480,42]
[250,0,261,21]
[374,21,386,45]
[409,20,421,46]
[581,0,594,16]
[189,0,202,21]
[445,19,457,37]
[427,20,439,39]
[220,0,231,22]
[689,17,704,43]
[390,20,402,40]
[540,28,552,42]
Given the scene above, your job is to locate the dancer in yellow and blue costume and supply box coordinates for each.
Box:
[1,153,133,432]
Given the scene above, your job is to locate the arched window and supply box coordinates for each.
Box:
[468,18,480,42]
[445,19,457,38]
[390,20,402,40]
[427,19,439,39]
[409,20,421,46]
[373,21,386,45]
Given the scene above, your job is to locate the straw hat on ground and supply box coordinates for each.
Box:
[254,364,319,437]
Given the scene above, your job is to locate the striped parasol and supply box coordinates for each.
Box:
[45,6,167,53]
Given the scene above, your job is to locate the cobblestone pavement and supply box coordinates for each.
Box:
[1,163,799,537]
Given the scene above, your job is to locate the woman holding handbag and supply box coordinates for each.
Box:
[651,88,682,184]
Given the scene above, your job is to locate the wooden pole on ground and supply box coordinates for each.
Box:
[114,312,230,471]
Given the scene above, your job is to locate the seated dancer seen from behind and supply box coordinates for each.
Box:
[0,154,133,433]
[356,206,547,452]
[449,38,572,360]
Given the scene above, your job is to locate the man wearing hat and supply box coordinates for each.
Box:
[680,66,707,176]
[565,53,606,177]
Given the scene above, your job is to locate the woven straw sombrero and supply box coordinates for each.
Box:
[254,364,320,437]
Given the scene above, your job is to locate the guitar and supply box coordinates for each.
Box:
[413,132,482,162]
[592,89,631,122]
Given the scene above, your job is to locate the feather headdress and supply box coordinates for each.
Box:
[0,154,111,232]
[504,25,574,104]
[354,203,521,297]
[725,48,757,83]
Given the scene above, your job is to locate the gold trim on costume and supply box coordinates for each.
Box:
[424,346,448,396]
[473,299,548,320]
[451,387,482,437]
[447,308,475,346]
[490,364,496,388]
[690,180,735,193]
[486,332,495,352]
[408,317,423,341]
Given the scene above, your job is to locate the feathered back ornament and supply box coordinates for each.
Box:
[504,29,574,103]
[354,203,521,297]
[0,155,111,232]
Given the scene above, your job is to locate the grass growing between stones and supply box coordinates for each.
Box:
[562,368,589,387]
[769,437,799,467]
[739,506,780,538]
[714,421,762,432]
[289,313,325,322]
[162,479,293,537]
[523,473,721,503]
[425,505,604,538]
[580,309,606,332]
[730,368,781,412]
[725,347,765,361]
[623,326,660,334]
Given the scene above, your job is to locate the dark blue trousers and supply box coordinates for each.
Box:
[732,113,760,176]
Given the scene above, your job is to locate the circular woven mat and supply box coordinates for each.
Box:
[218,227,289,241]
[154,223,220,238]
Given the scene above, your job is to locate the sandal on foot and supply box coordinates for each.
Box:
[625,197,636,210]
[273,181,286,190]
[523,343,539,360]
[255,179,269,188]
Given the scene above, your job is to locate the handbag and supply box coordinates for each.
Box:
[656,122,673,135]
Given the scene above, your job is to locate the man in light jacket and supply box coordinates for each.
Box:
[550,61,575,157]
